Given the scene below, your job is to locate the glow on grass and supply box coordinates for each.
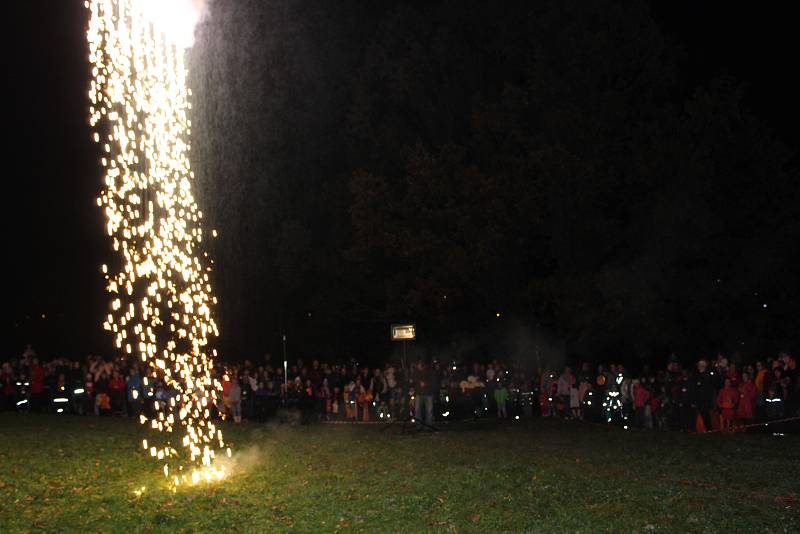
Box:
[86,0,227,487]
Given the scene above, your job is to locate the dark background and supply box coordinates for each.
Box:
[2,0,798,369]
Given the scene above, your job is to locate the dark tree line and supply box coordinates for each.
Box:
[189,0,799,364]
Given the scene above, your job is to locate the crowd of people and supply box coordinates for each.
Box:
[2,344,798,433]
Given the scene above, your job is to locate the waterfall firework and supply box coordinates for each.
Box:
[86,0,229,487]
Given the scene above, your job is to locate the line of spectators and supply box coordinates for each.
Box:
[536,353,798,433]
[2,344,798,433]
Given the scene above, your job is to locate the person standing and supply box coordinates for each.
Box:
[692,360,716,432]
[29,357,45,412]
[632,379,652,429]
[539,369,556,417]
[126,367,142,417]
[108,371,126,415]
[412,360,437,429]
[578,378,593,420]
[717,378,738,433]
[495,381,509,418]
[556,367,574,418]
[737,372,758,424]
[227,377,242,423]
[674,370,693,431]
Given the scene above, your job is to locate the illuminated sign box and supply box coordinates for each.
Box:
[391,324,416,341]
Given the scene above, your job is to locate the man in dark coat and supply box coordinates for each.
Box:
[691,359,717,432]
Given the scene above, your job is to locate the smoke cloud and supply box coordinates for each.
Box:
[214,443,267,477]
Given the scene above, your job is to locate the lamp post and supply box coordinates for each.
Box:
[390,324,416,372]
[282,334,288,405]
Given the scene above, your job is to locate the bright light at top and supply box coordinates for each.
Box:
[139,0,206,48]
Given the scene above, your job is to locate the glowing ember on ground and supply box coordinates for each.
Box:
[86,0,228,487]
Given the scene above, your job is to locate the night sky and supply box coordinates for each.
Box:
[3,0,799,367]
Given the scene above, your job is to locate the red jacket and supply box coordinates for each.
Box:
[30,364,45,394]
[737,382,757,419]
[2,375,14,395]
[716,386,738,417]
[108,377,126,392]
[633,385,651,408]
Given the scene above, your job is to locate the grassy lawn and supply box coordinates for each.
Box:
[0,415,798,533]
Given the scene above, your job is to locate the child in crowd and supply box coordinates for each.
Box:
[95,391,111,416]
[716,378,738,432]
[331,386,341,419]
[569,383,580,419]
[343,381,355,419]
[578,379,592,420]
[108,371,126,414]
[632,379,651,429]
[320,378,332,420]
[356,379,372,422]
[224,375,242,423]
[84,372,95,415]
[539,370,556,417]
[737,372,758,423]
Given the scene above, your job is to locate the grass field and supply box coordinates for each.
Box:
[0,415,798,533]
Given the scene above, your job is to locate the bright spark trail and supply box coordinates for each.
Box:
[86,0,229,487]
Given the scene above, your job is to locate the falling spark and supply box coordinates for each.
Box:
[86,0,227,486]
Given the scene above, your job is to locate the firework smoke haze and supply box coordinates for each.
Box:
[86,0,227,486]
